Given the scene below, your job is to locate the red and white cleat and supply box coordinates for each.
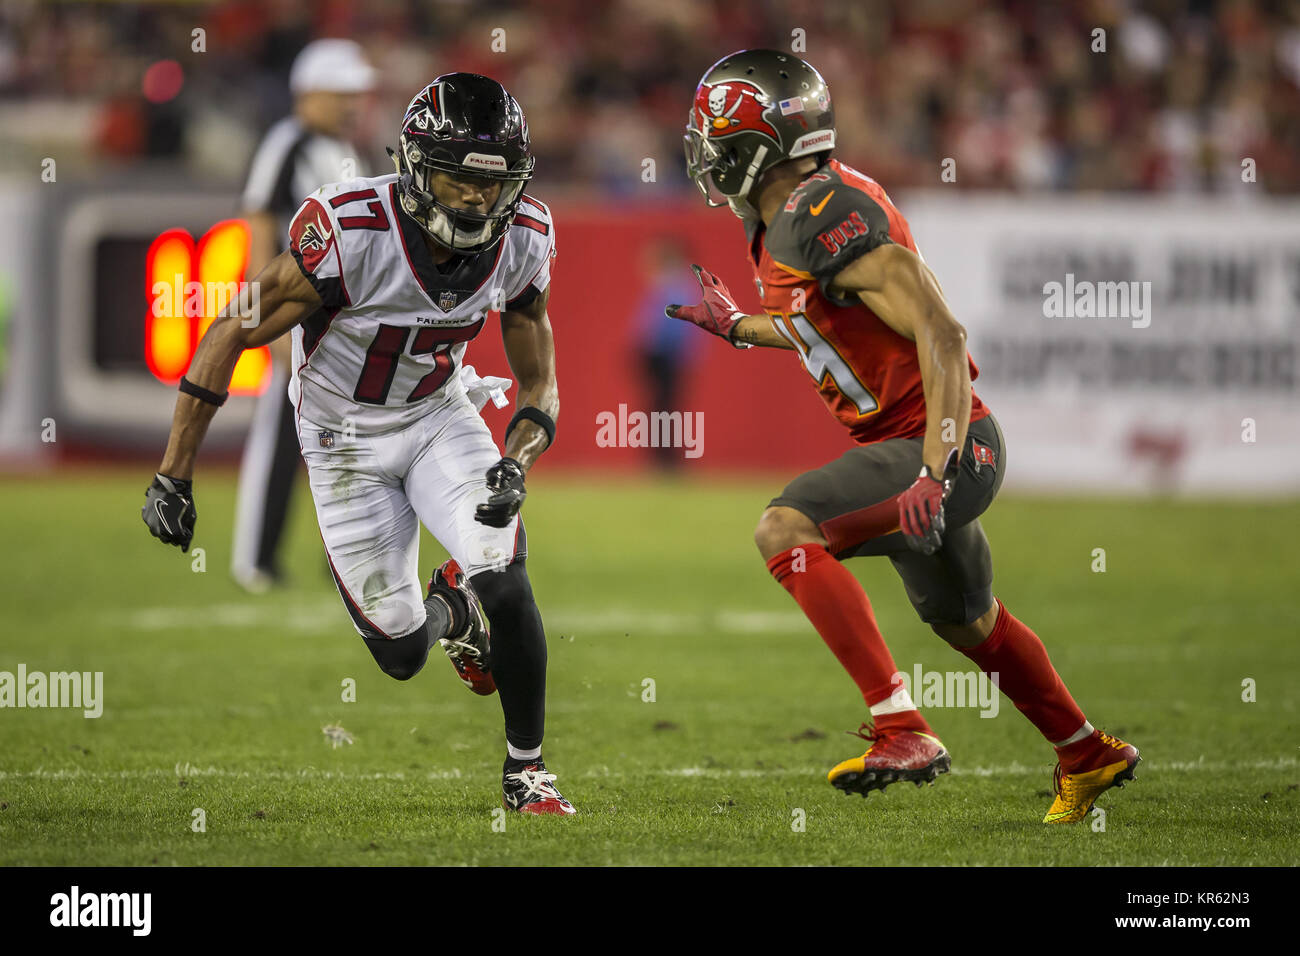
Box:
[502,761,577,815]
[426,559,495,696]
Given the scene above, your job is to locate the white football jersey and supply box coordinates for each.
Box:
[285,172,555,433]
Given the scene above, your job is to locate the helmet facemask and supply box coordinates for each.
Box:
[683,126,731,207]
[394,133,533,253]
[684,122,771,219]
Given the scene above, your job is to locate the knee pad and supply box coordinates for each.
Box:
[363,625,430,681]
[359,593,423,641]
[329,565,423,644]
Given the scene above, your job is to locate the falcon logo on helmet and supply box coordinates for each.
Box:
[388,73,535,253]
[683,50,837,217]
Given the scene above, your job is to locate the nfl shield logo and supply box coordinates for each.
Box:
[438,290,458,311]
[319,430,335,448]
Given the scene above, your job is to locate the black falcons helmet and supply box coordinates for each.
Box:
[390,73,535,253]
[684,50,835,213]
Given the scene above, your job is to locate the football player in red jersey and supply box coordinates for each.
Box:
[668,50,1138,823]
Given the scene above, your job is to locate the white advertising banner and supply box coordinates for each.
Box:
[901,194,1300,494]
[0,185,41,459]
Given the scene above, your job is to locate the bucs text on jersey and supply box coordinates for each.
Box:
[285,172,555,433]
[749,158,988,445]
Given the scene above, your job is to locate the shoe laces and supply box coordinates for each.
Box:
[439,635,483,663]
[1055,728,1127,792]
[1053,760,1092,797]
[506,767,561,801]
[1054,731,1126,793]
[848,722,886,751]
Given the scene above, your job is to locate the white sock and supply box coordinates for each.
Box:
[869,688,917,716]
[1053,721,1093,748]
[507,743,541,762]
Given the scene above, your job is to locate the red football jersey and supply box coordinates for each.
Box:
[748,159,989,445]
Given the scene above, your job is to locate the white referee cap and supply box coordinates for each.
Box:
[290,39,377,95]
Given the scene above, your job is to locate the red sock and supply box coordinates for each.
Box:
[958,599,1086,744]
[767,544,928,733]
[1054,730,1109,773]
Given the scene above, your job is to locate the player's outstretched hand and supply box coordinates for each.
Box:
[475,457,526,528]
[898,449,959,556]
[142,473,197,552]
[665,264,752,348]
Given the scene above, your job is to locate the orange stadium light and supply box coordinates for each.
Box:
[144,218,270,395]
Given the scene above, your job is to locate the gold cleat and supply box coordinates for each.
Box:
[1043,732,1140,824]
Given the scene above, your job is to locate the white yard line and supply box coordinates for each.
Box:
[114,604,811,635]
[1,755,1295,783]
[113,603,1269,651]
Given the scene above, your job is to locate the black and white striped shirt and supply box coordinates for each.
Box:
[241,116,367,248]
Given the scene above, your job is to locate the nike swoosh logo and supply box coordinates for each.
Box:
[154,501,173,534]
[810,191,834,216]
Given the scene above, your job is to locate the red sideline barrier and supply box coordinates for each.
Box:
[474,201,850,471]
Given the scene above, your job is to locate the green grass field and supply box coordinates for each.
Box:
[1,469,1297,865]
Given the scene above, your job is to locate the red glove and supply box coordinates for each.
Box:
[898,449,959,555]
[665,264,752,349]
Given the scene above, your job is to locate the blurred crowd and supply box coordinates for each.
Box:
[2,0,1300,195]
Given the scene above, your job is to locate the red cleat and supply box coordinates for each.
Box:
[827,723,951,797]
[502,761,576,815]
[426,559,495,696]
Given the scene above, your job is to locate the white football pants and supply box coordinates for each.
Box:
[298,384,523,640]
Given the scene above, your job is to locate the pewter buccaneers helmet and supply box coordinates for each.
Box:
[684,49,836,215]
[391,73,535,252]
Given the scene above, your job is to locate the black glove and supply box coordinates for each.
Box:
[142,473,197,551]
[474,458,526,528]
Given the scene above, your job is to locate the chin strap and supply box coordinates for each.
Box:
[729,144,769,217]
[726,195,761,224]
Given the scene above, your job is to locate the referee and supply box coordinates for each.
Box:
[232,39,376,592]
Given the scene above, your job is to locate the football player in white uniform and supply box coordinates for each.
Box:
[143,74,575,815]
